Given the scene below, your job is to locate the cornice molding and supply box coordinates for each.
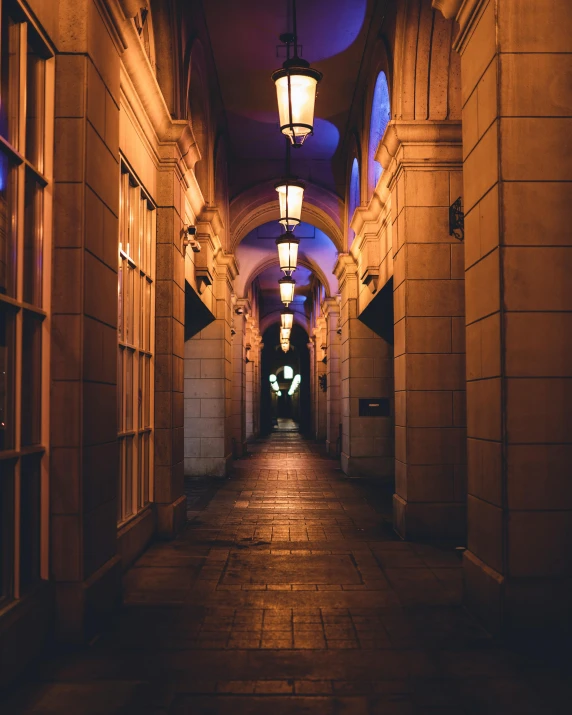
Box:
[454,0,492,53]
[333,253,358,282]
[321,297,340,318]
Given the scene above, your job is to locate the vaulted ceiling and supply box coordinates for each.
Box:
[203,0,375,199]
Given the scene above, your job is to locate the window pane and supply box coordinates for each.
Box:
[144,432,150,505]
[125,349,133,430]
[0,463,14,605]
[20,453,41,592]
[117,348,123,433]
[125,435,133,518]
[138,356,143,429]
[118,258,123,341]
[23,170,43,307]
[125,266,134,344]
[137,435,144,510]
[117,439,124,522]
[21,310,42,446]
[0,151,17,297]
[0,305,16,451]
[25,36,45,170]
[0,13,20,148]
[144,355,151,428]
[145,279,151,352]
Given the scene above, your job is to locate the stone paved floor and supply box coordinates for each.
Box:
[3,431,572,713]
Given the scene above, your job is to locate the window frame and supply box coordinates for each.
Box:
[0,0,54,610]
[117,158,156,527]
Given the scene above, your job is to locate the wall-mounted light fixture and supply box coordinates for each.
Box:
[449,197,464,241]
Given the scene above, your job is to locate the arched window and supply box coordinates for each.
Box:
[368,71,391,192]
[348,157,360,249]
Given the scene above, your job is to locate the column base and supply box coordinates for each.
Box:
[325,440,338,458]
[184,455,231,477]
[117,506,155,570]
[341,453,394,481]
[54,554,122,644]
[393,494,466,540]
[464,549,572,636]
[156,494,187,539]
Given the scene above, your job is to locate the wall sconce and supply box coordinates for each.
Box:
[318,374,327,392]
[183,225,201,253]
[449,197,464,241]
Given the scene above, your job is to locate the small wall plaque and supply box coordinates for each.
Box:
[359,398,390,417]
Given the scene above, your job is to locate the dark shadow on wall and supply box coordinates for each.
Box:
[185,281,215,340]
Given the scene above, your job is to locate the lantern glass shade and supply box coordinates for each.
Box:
[275,181,304,231]
[281,341,290,353]
[280,327,291,341]
[276,231,299,275]
[279,276,295,306]
[272,64,323,146]
[281,310,294,330]
[269,374,277,383]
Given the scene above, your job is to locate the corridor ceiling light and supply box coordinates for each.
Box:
[280,309,294,330]
[281,340,290,353]
[271,381,280,392]
[269,374,277,383]
[280,327,291,341]
[279,276,295,306]
[283,365,293,379]
[276,231,300,275]
[272,0,323,146]
[277,391,282,396]
[275,180,304,231]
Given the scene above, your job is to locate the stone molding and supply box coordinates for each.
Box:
[453,0,491,53]
[321,297,341,318]
[431,0,463,20]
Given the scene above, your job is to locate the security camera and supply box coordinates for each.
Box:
[183,225,201,253]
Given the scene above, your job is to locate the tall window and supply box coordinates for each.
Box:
[117,164,155,525]
[368,71,391,192]
[0,1,53,607]
[347,157,360,249]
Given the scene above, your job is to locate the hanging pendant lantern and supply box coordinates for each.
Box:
[272,0,322,146]
[276,231,300,275]
[281,340,290,353]
[275,179,305,231]
[279,276,296,306]
[281,309,294,330]
[280,327,291,342]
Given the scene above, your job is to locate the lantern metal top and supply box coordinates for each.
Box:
[275,230,300,248]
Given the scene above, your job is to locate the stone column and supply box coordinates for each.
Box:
[313,318,328,441]
[230,299,249,456]
[307,339,316,437]
[335,255,394,479]
[323,298,341,457]
[437,0,572,632]
[50,0,122,641]
[383,121,466,541]
[184,219,237,477]
[244,317,255,440]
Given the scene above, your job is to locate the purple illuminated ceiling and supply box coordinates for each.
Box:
[203,0,374,197]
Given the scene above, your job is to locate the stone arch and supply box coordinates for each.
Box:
[214,133,230,250]
[346,133,361,250]
[392,0,461,121]
[184,39,213,200]
[241,254,333,301]
[259,310,310,337]
[230,180,344,253]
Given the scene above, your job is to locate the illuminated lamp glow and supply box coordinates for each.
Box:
[280,327,291,342]
[280,309,294,330]
[273,63,322,146]
[283,365,293,380]
[279,276,295,306]
[275,181,304,232]
[276,231,299,275]
[269,374,277,383]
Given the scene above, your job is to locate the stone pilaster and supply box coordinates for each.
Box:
[230,299,249,456]
[334,255,394,479]
[323,298,342,457]
[50,0,123,642]
[436,0,572,632]
[380,120,466,540]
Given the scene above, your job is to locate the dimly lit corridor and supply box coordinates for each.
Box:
[3,432,572,714]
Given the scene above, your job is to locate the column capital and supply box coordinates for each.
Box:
[333,252,358,281]
[321,297,341,318]
[376,120,462,173]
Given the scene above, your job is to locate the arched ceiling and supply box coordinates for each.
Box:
[235,220,338,299]
[202,0,375,199]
